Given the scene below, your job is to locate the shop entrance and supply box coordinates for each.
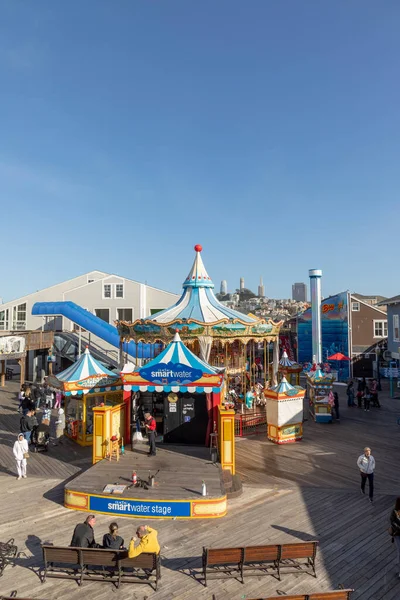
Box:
[164,392,208,445]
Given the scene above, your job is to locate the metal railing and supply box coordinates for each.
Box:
[234,411,267,437]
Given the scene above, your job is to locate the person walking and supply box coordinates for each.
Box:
[389,497,400,578]
[128,525,160,558]
[102,522,125,549]
[357,446,375,503]
[144,412,157,457]
[54,390,63,410]
[13,433,29,480]
[346,381,355,407]
[18,385,26,412]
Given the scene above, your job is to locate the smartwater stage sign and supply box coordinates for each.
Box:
[139,361,203,385]
[89,496,191,518]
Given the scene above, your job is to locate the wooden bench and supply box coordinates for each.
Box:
[41,545,160,590]
[247,590,354,600]
[202,541,318,586]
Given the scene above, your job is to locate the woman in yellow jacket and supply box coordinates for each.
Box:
[128,525,160,557]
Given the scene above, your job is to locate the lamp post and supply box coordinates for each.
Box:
[376,345,382,391]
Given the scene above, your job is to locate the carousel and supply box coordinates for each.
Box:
[49,348,125,446]
[117,245,283,401]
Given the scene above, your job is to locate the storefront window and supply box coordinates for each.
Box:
[86,395,104,434]
[65,397,82,438]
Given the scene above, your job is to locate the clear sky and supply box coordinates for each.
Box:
[1,1,399,303]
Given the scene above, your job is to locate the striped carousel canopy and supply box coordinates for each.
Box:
[121,331,224,394]
[56,347,122,396]
[279,351,295,367]
[146,245,256,325]
[271,376,295,394]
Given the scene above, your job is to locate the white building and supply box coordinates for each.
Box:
[0,271,179,379]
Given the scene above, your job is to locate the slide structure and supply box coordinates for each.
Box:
[32,301,154,360]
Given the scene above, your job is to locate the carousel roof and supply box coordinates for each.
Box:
[121,331,223,393]
[279,351,295,367]
[140,331,221,376]
[147,245,256,325]
[56,347,118,383]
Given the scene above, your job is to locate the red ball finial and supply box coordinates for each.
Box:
[194,244,202,252]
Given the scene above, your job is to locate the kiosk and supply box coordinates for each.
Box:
[265,377,305,443]
[307,368,335,423]
[52,348,125,446]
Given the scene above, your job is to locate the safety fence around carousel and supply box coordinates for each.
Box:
[234,411,267,437]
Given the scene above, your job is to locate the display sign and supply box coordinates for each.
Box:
[139,361,203,385]
[169,403,177,412]
[89,496,191,517]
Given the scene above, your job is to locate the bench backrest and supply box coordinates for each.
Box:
[247,591,353,600]
[80,548,119,566]
[244,544,280,562]
[309,592,353,600]
[119,551,157,569]
[280,541,318,560]
[205,547,243,565]
[42,545,80,565]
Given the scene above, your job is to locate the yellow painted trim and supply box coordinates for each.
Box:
[64,488,227,519]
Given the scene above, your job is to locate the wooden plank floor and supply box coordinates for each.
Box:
[1,380,400,599]
[69,444,225,500]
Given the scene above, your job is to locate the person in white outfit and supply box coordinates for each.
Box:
[13,433,29,480]
[357,446,375,503]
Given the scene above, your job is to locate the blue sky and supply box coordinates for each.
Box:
[1,1,399,303]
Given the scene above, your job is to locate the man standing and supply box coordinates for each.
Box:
[144,412,157,456]
[20,410,35,444]
[357,447,375,503]
[128,525,160,558]
[70,515,98,547]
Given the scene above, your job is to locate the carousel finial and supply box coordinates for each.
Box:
[194,244,202,252]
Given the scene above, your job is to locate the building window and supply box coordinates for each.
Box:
[394,314,400,342]
[95,308,110,323]
[12,303,26,330]
[117,308,133,322]
[374,320,388,338]
[115,284,124,298]
[0,308,9,330]
[103,284,112,299]
[351,302,360,311]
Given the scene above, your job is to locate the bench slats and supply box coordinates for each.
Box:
[41,545,159,590]
[203,541,318,585]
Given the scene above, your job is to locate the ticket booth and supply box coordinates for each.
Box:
[121,332,224,447]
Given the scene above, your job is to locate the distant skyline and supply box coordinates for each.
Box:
[1,1,399,303]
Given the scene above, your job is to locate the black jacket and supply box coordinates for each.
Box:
[20,415,35,433]
[390,510,400,536]
[70,523,97,548]
[102,533,124,549]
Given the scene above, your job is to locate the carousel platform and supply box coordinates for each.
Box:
[65,444,227,519]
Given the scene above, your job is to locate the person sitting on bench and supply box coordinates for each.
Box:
[102,522,125,549]
[128,525,160,557]
[70,515,100,548]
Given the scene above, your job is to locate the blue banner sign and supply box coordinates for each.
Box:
[139,361,203,385]
[89,495,191,518]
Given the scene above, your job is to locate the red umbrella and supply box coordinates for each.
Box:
[327,352,350,361]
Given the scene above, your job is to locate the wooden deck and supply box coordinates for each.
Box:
[69,444,225,499]
[1,380,400,599]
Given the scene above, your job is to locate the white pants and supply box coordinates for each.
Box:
[16,459,27,478]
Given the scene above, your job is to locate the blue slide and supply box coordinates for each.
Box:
[32,301,154,359]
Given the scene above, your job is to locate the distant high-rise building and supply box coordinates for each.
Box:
[292,282,307,302]
[240,277,245,292]
[220,280,227,295]
[258,277,265,298]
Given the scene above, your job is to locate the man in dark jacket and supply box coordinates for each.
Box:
[70,515,99,548]
[20,410,35,443]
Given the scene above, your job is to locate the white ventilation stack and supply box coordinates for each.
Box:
[309,269,322,364]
